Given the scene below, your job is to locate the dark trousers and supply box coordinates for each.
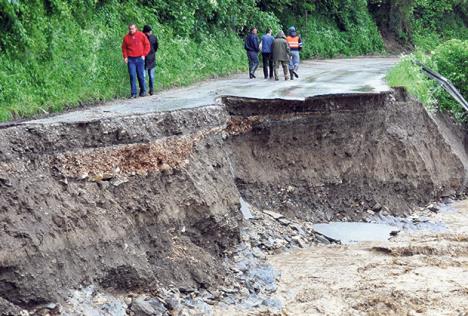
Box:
[247,51,259,76]
[146,67,156,92]
[262,53,274,78]
[127,57,146,96]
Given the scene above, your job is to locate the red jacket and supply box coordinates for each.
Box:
[121,31,150,58]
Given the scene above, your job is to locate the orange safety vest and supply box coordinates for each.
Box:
[286,36,300,49]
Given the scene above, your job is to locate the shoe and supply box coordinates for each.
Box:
[251,73,256,79]
[149,90,154,96]
[285,77,289,81]
[289,70,294,80]
[129,95,137,99]
[275,77,279,81]
[139,92,147,97]
[249,73,253,79]
[292,70,299,78]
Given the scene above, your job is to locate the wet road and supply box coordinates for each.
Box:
[28,57,398,124]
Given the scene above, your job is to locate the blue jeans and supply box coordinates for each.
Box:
[145,67,156,92]
[127,57,146,96]
[289,50,300,71]
[247,51,259,76]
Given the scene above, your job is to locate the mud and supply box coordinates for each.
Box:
[265,200,468,316]
[0,88,467,313]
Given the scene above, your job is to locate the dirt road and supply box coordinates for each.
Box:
[268,200,468,316]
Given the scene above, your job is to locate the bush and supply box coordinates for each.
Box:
[387,39,468,121]
[0,0,257,121]
[291,0,385,59]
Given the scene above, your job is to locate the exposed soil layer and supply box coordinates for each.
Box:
[0,89,466,310]
[226,90,466,222]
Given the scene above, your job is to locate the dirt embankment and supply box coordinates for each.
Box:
[0,89,466,311]
[226,89,465,222]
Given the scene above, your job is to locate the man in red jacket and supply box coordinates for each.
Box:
[122,24,150,98]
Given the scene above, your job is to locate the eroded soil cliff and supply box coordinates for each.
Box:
[0,89,466,313]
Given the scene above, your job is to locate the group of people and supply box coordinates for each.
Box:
[121,23,303,98]
[245,26,302,81]
[121,23,159,98]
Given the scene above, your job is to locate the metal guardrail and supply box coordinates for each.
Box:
[414,60,468,112]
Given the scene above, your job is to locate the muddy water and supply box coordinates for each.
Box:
[313,222,399,244]
[268,200,468,315]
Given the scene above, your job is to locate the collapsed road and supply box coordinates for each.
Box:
[0,57,467,315]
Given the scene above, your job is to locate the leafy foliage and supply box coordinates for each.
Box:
[387,39,468,121]
[0,0,465,121]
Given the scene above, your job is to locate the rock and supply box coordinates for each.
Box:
[262,210,284,220]
[165,294,181,311]
[0,176,13,188]
[314,234,331,245]
[428,204,439,213]
[272,238,288,249]
[290,224,306,235]
[159,163,172,174]
[291,236,306,248]
[372,202,383,212]
[0,297,24,316]
[277,218,291,226]
[286,186,295,193]
[111,177,129,187]
[220,287,239,294]
[252,247,266,259]
[131,296,168,316]
[124,297,133,306]
[178,287,196,294]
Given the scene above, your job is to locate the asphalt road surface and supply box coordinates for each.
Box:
[27,57,398,125]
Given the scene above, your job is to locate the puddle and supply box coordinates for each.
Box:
[314,222,399,244]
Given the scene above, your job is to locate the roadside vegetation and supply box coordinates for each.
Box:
[387,39,467,121]
[385,0,467,121]
[0,0,466,121]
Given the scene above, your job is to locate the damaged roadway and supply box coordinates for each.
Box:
[0,57,467,315]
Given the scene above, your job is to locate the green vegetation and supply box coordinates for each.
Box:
[384,0,467,121]
[387,39,467,121]
[0,0,466,121]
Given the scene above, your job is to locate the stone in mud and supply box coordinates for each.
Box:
[314,234,331,245]
[165,294,181,311]
[372,202,383,212]
[427,204,440,213]
[130,295,167,316]
[291,236,306,248]
[0,297,24,316]
[263,210,284,220]
[277,218,291,226]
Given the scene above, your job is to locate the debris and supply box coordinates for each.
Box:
[110,177,129,187]
[372,202,382,213]
[277,218,291,226]
[263,210,284,220]
[130,296,167,316]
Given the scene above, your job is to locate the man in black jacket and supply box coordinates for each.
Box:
[143,25,159,95]
[244,27,260,79]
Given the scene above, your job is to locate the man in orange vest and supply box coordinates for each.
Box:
[286,26,303,80]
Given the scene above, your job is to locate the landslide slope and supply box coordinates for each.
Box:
[0,89,465,309]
